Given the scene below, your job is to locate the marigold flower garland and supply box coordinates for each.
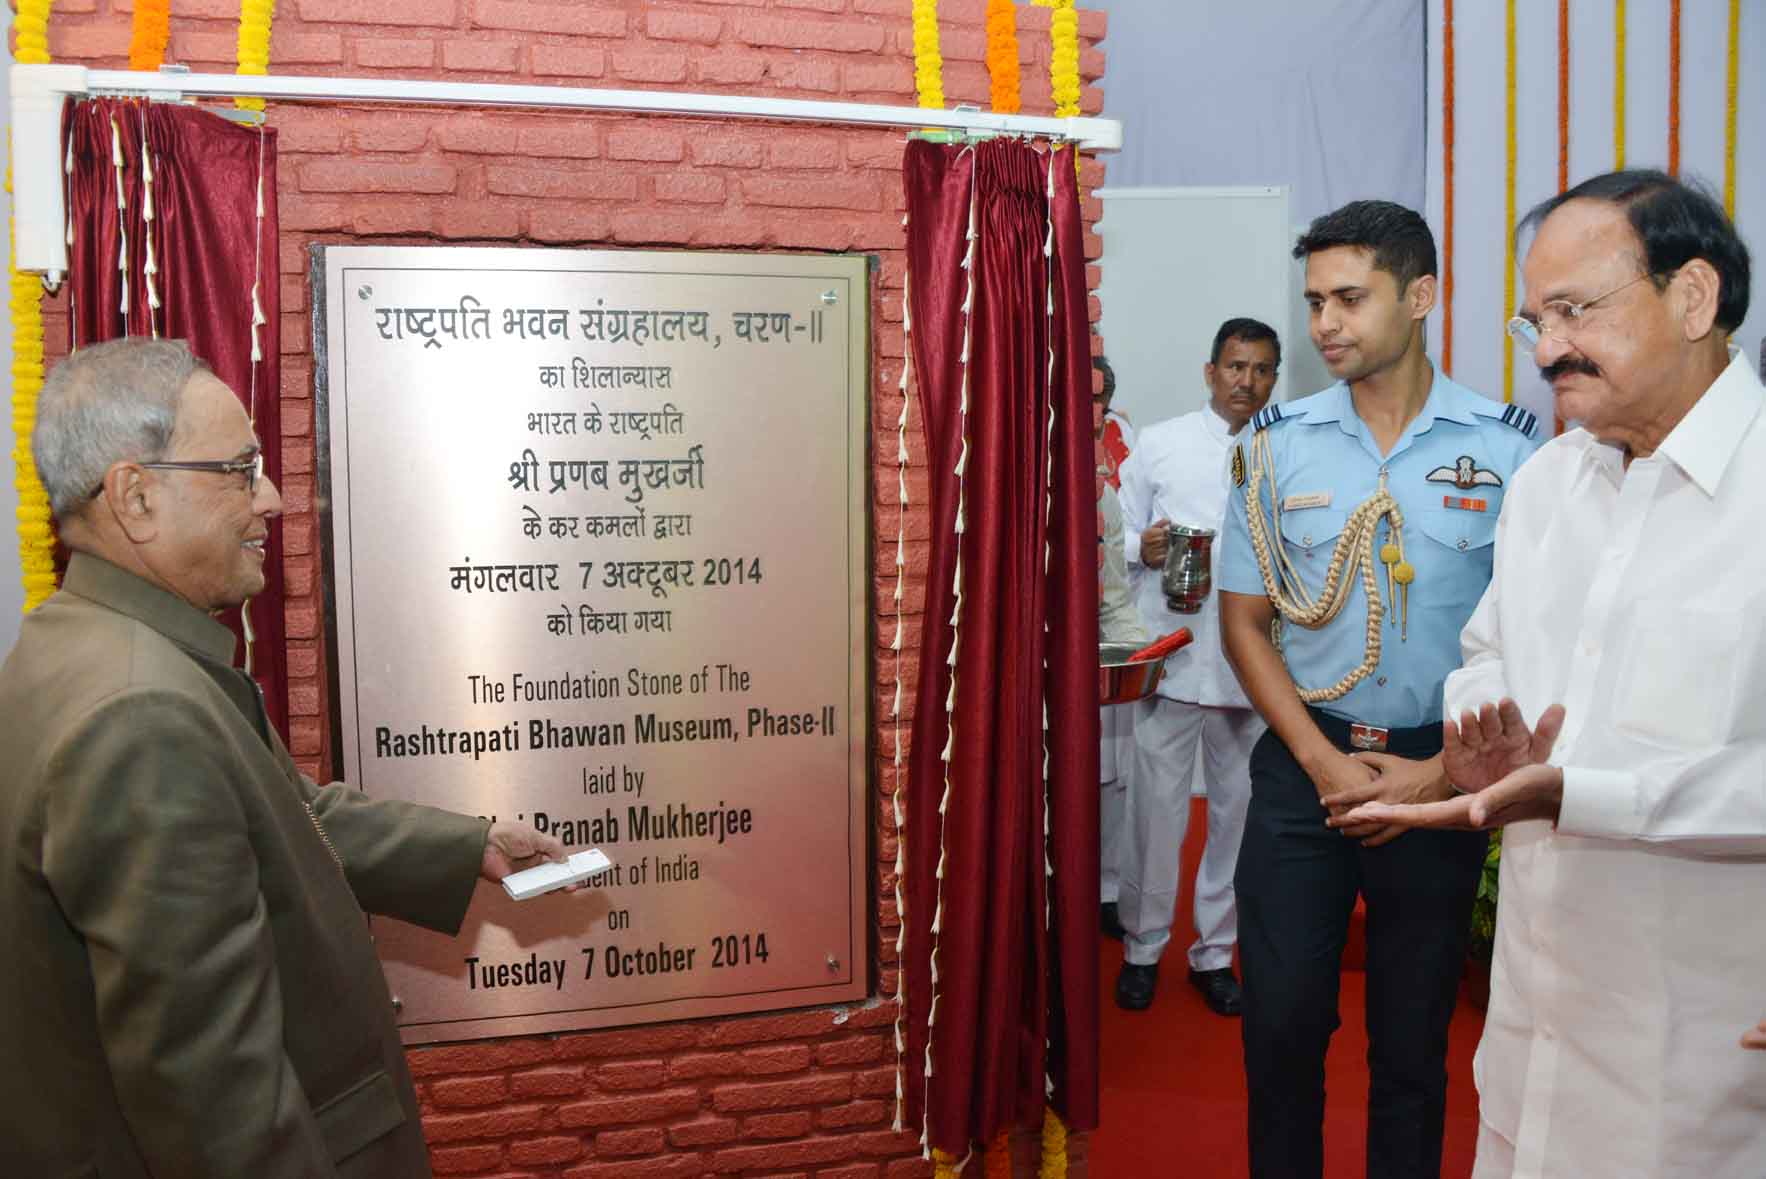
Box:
[912,0,945,110]
[11,0,58,612]
[235,0,277,112]
[1049,0,1082,119]
[985,0,1021,115]
[128,0,171,72]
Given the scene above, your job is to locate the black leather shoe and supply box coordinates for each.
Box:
[1115,962,1158,1011]
[1100,902,1125,941]
[1187,967,1242,1016]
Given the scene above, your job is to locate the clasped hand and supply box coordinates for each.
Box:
[1338,699,1567,832]
[1315,749,1450,846]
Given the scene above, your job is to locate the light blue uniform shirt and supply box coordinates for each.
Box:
[1218,369,1543,729]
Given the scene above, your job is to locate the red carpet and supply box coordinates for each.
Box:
[1091,798,1484,1178]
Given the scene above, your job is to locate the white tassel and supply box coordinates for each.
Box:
[940,730,953,761]
[954,439,968,477]
[891,619,903,651]
[899,469,909,505]
[894,679,903,714]
[953,506,965,535]
[897,532,907,567]
[249,284,266,363]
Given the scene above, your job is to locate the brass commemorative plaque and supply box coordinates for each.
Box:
[315,246,870,1042]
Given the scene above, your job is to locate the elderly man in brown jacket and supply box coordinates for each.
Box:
[0,338,572,1178]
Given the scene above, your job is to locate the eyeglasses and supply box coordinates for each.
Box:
[139,450,264,493]
[1507,272,1662,351]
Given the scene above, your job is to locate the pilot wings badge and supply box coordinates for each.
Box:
[1425,455,1504,490]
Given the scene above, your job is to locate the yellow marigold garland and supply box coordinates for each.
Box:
[912,0,945,110]
[932,1147,964,1178]
[985,0,1021,115]
[11,0,58,612]
[1038,1108,1069,1179]
[235,0,276,113]
[1049,0,1082,118]
[128,0,171,72]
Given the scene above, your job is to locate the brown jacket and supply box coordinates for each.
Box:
[0,555,489,1178]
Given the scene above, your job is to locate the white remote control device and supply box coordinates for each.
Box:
[500,849,612,901]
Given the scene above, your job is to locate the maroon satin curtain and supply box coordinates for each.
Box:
[63,99,288,739]
[901,139,1100,1152]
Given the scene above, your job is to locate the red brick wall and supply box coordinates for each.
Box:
[38,2,1106,1174]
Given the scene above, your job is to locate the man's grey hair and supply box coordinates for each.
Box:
[33,338,210,520]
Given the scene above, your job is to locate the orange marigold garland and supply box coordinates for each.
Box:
[128,0,172,72]
[985,0,1022,115]
[11,0,59,612]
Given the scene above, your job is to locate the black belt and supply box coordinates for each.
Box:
[1307,706,1443,757]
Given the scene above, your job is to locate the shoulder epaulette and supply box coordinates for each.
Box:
[1498,403,1540,439]
[1250,404,1285,432]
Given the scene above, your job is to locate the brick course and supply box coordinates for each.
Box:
[38,2,1104,1174]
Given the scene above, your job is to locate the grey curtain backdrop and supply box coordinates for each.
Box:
[1095,0,1426,223]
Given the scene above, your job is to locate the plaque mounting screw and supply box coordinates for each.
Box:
[390,995,403,1013]
[357,285,373,301]
[820,290,838,305]
[826,954,841,972]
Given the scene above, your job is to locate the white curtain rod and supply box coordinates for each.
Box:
[9,63,1122,280]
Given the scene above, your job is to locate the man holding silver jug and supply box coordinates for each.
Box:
[1113,317,1281,1015]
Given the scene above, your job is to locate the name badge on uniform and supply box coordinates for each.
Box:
[1282,491,1332,511]
[1442,495,1488,512]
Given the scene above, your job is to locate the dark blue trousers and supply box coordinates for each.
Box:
[1235,711,1487,1179]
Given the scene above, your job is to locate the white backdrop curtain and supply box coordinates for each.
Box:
[1095,0,1425,224]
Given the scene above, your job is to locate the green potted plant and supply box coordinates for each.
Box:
[1464,831,1501,1010]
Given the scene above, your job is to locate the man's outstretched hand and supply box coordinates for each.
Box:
[1341,762,1566,832]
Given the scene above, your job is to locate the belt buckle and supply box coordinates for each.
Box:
[1348,723,1389,752]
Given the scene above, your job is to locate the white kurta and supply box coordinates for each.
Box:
[1116,406,1248,708]
[1446,351,1766,1179]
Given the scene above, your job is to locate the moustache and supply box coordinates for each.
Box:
[1539,356,1600,382]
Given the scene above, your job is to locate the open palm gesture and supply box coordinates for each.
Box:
[1442,699,1565,793]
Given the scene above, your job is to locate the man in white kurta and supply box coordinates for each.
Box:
[1112,319,1278,1013]
[1343,170,1766,1177]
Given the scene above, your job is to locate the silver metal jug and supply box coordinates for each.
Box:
[1161,524,1215,613]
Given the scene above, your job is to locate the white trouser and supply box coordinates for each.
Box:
[1119,696,1263,970]
[1098,703,1138,904]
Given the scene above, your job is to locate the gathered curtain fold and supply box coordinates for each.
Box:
[900,137,1100,1155]
[62,98,288,738]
